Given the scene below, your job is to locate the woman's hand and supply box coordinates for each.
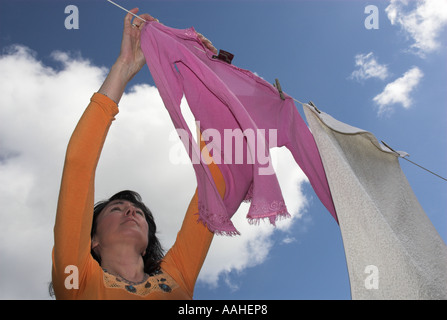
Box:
[115,8,158,81]
[98,8,217,105]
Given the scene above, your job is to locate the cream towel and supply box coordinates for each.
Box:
[304,104,447,300]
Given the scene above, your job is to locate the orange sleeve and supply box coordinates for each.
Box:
[161,132,226,299]
[52,93,118,299]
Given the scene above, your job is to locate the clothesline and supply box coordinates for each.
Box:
[402,157,447,182]
[107,0,147,22]
[292,97,306,106]
[292,95,447,182]
[381,140,447,182]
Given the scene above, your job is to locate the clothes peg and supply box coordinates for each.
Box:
[274,79,285,100]
[308,101,321,114]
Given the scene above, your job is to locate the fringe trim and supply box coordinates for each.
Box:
[195,196,291,235]
[246,209,291,227]
[194,212,241,236]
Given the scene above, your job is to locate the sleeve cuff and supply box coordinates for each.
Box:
[91,92,119,117]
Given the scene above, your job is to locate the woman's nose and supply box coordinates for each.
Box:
[124,205,137,216]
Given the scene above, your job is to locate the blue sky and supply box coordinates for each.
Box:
[0,0,446,300]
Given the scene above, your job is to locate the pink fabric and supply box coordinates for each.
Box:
[141,22,337,235]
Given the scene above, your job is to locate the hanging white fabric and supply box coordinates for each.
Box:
[303,103,447,300]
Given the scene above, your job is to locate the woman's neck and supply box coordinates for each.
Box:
[99,245,146,283]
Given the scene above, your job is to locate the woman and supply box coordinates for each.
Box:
[51,9,224,299]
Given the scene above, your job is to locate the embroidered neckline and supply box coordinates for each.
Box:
[102,268,149,286]
[102,268,178,296]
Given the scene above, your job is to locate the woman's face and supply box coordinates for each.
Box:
[91,200,149,256]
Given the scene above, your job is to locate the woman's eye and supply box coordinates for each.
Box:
[136,211,144,216]
[111,207,121,212]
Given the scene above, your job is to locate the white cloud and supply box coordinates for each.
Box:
[0,45,309,298]
[281,236,297,245]
[350,52,389,82]
[373,66,423,115]
[385,0,447,57]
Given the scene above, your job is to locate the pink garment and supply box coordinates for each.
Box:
[141,22,337,235]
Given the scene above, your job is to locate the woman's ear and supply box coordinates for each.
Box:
[91,236,100,253]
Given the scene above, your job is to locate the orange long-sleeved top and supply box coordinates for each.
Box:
[52,92,225,299]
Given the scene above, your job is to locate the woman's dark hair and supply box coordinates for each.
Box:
[91,190,164,275]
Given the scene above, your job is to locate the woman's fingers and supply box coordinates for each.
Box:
[124,8,139,27]
[123,8,156,29]
[139,13,158,23]
[197,32,218,54]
